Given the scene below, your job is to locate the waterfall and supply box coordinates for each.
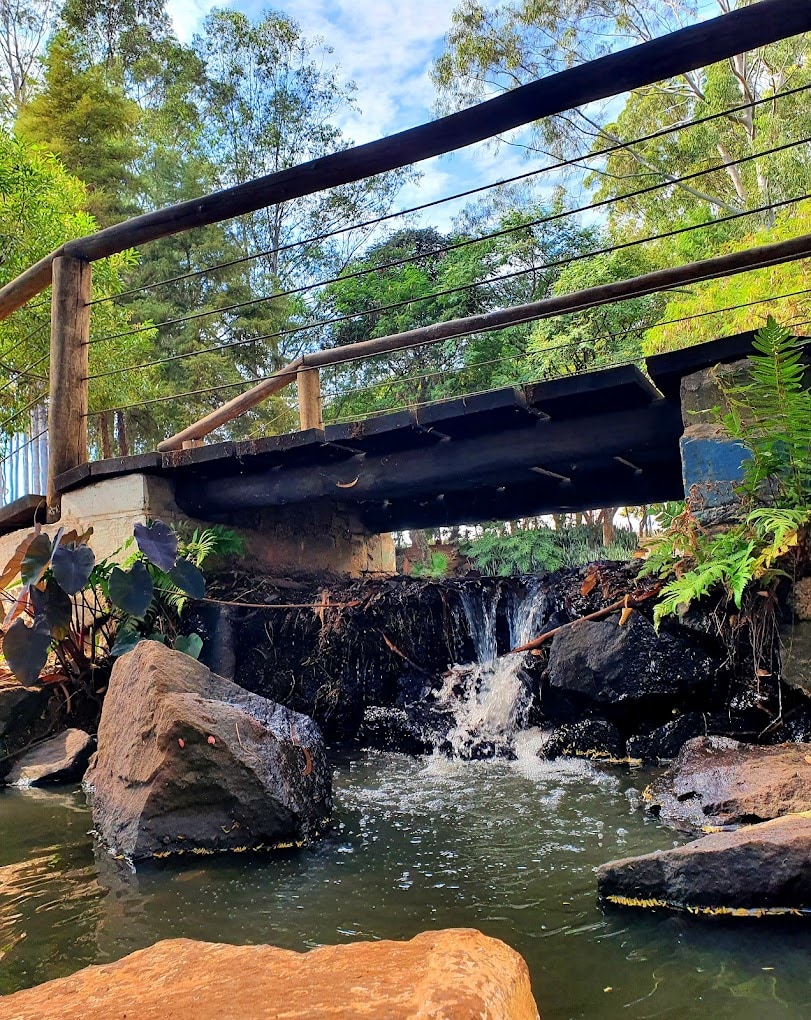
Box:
[433,580,548,759]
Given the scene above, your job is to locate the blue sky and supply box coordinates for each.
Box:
[164,0,544,231]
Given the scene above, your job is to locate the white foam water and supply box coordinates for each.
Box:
[435,581,549,758]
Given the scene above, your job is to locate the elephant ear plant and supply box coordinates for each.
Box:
[0,519,219,694]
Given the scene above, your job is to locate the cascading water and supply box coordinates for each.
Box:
[433,580,549,758]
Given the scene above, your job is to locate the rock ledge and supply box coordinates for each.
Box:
[0,930,540,1020]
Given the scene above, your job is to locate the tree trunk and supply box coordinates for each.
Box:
[599,508,616,546]
[99,411,113,459]
[115,410,129,457]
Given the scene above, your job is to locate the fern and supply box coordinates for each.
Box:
[717,317,811,507]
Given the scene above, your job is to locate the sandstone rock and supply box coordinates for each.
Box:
[546,611,719,725]
[6,728,93,786]
[85,641,332,861]
[644,736,811,832]
[0,929,540,1020]
[597,814,811,915]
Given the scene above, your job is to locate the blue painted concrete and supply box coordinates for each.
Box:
[680,434,751,509]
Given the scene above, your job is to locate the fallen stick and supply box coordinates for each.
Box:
[509,586,662,654]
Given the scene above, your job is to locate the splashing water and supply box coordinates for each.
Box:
[435,580,549,758]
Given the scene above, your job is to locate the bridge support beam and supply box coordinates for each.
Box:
[47,255,91,521]
[0,472,395,578]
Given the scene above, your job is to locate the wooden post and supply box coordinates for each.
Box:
[47,255,91,521]
[297,366,323,431]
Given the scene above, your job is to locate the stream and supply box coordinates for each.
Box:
[1,750,810,1018]
[1,575,810,1017]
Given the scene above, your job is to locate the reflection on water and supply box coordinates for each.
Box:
[0,752,809,1019]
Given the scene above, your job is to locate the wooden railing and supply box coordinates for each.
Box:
[0,0,807,520]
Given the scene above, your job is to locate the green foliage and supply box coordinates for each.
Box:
[644,318,811,626]
[463,520,638,575]
[411,551,450,579]
[714,317,811,508]
[644,505,809,628]
[0,519,239,689]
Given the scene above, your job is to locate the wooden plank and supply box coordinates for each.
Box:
[0,494,47,535]
[416,387,542,438]
[233,429,356,469]
[646,329,811,399]
[0,0,807,317]
[53,463,91,494]
[324,410,441,454]
[523,365,661,418]
[47,256,91,521]
[173,400,683,515]
[89,453,163,480]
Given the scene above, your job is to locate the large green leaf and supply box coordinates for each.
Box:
[51,544,95,595]
[134,521,178,572]
[109,561,154,618]
[168,559,206,600]
[20,533,54,587]
[3,617,51,687]
[174,633,203,660]
[109,627,144,657]
[31,580,73,641]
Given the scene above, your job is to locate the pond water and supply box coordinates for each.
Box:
[0,747,809,1019]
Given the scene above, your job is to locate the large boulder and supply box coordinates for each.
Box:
[0,930,540,1020]
[85,642,332,861]
[644,736,811,832]
[597,814,811,916]
[6,728,93,786]
[545,611,720,727]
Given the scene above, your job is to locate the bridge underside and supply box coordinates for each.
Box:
[43,330,791,537]
[50,364,682,533]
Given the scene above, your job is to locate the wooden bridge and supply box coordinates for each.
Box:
[0,0,809,556]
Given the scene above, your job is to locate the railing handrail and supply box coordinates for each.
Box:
[156,229,811,451]
[0,0,807,321]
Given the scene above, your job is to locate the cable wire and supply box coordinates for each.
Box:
[85,81,811,307]
[85,182,811,381]
[87,134,811,349]
[86,284,811,420]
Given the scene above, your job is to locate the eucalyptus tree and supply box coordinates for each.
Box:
[433,1,811,231]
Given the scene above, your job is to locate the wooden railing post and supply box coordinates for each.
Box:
[297,365,323,431]
[47,255,91,521]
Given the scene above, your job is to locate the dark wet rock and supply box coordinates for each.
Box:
[782,618,811,698]
[541,719,624,760]
[359,706,435,755]
[627,713,710,762]
[546,611,723,727]
[0,684,51,765]
[6,728,93,786]
[597,814,811,915]
[85,642,332,861]
[644,736,811,832]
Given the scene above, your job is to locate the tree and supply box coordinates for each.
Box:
[317,203,595,422]
[433,1,811,228]
[0,0,58,121]
[15,30,141,224]
[0,130,150,488]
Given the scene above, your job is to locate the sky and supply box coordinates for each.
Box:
[164,0,544,231]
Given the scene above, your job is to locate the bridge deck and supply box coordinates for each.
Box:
[18,330,801,535]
